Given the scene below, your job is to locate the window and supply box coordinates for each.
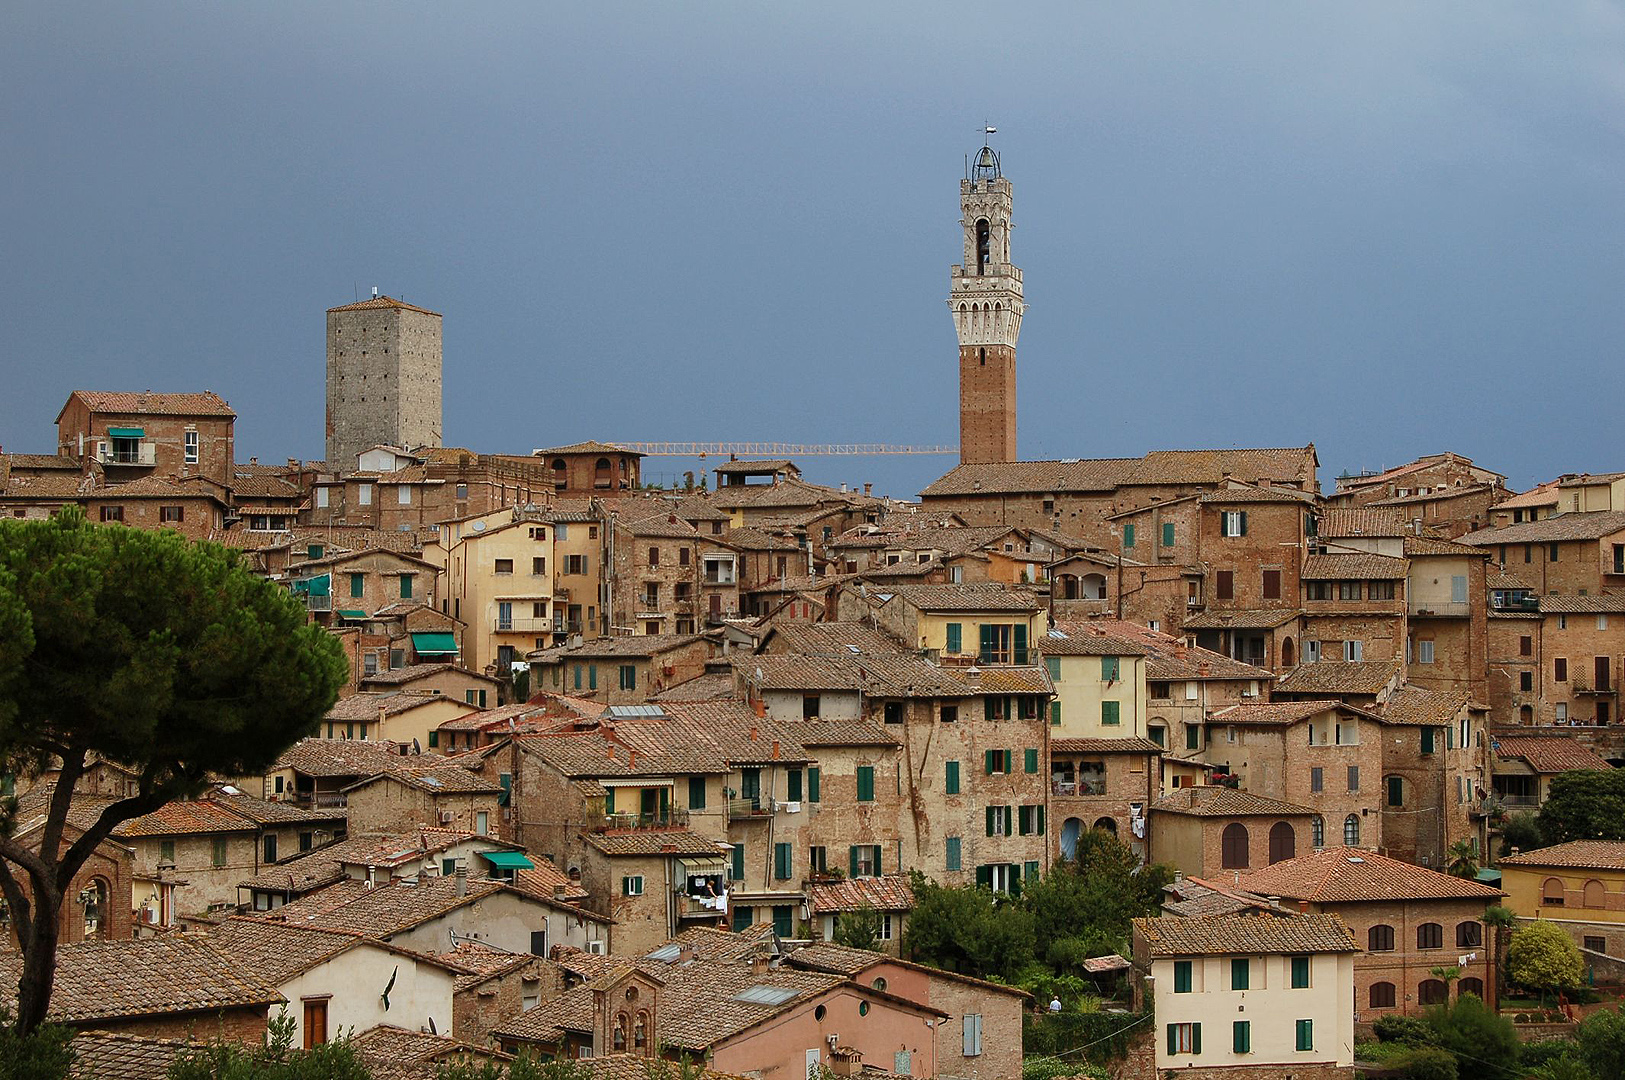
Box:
[1457,921,1483,947]
[303,998,328,1049]
[357,483,372,506]
[850,845,881,877]
[1050,701,1062,726]
[884,702,904,724]
[465,689,487,706]
[1417,923,1443,949]
[1306,581,1330,601]
[1387,775,1403,807]
[945,835,962,871]
[348,572,364,598]
[1123,523,1135,548]
[160,505,184,523]
[1262,569,1281,600]
[1269,821,1296,863]
[1101,701,1121,726]
[1017,804,1045,835]
[1368,924,1395,951]
[803,695,820,719]
[857,766,875,802]
[1166,1022,1200,1055]
[263,834,278,863]
[314,487,329,509]
[456,483,468,500]
[1230,957,1250,990]
[184,430,199,463]
[1556,657,1568,682]
[1101,655,1120,681]
[1216,570,1234,600]
[1521,670,1534,692]
[1163,521,1176,547]
[1586,935,1607,953]
[1221,510,1247,537]
[1173,960,1192,993]
[1343,640,1363,662]
[941,705,958,724]
[1417,640,1434,664]
[1185,725,1200,751]
[1310,815,1325,849]
[1220,823,1249,869]
[1295,1019,1313,1052]
[1024,747,1039,773]
[1233,1021,1250,1054]
[1370,580,1396,600]
[730,844,744,882]
[648,546,659,568]
[1338,580,1362,601]
[1291,955,1310,988]
[963,1014,983,1058]
[679,547,690,566]
[1309,766,1324,793]
[1418,979,1448,1005]
[622,875,645,896]
[618,665,636,691]
[774,843,792,880]
[99,505,124,523]
[986,805,1012,837]
[946,622,963,653]
[1343,814,1360,847]
[945,760,960,795]
[212,837,227,867]
[808,767,820,802]
[1543,877,1566,906]
[1366,981,1397,1008]
[476,811,489,835]
[1347,766,1360,792]
[985,749,1010,774]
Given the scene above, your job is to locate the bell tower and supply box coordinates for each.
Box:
[950,143,1023,465]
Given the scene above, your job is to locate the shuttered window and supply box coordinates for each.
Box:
[856,766,875,802]
[946,622,962,653]
[945,760,960,795]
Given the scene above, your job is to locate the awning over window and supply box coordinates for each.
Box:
[1475,868,1503,885]
[336,609,368,620]
[411,632,459,655]
[678,856,727,874]
[291,574,330,597]
[479,851,535,870]
[107,427,145,439]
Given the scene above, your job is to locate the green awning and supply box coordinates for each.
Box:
[336,609,368,620]
[480,851,535,870]
[107,427,145,439]
[1476,868,1503,884]
[291,574,330,597]
[412,632,459,655]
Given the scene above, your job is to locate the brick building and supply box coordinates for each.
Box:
[55,390,237,489]
[1148,786,1319,879]
[951,144,1023,465]
[326,295,442,470]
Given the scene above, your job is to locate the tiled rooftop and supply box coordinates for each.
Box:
[1234,848,1505,903]
[1151,786,1316,818]
[64,389,236,417]
[1273,659,1403,696]
[1491,733,1613,774]
[1500,840,1625,871]
[804,873,915,914]
[1134,913,1358,957]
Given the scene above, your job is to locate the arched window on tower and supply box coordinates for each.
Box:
[976,219,991,275]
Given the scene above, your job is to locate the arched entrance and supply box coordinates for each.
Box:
[1060,818,1083,860]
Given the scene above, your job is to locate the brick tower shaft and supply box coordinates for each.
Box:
[949,147,1024,466]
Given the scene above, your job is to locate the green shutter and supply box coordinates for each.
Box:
[775,843,792,880]
[976,865,992,889]
[731,842,744,881]
[350,573,364,598]
[984,749,995,775]
[1163,522,1175,548]
[787,769,802,802]
[1013,624,1028,665]
[1018,805,1031,835]
[1124,523,1135,548]
[1101,656,1117,681]
[1233,1021,1249,1054]
[857,766,875,802]
[985,697,996,722]
[1102,701,1121,726]
[1174,960,1191,993]
[946,622,962,653]
[1024,860,1039,882]
[873,846,881,875]
[1295,1019,1312,1052]
[428,730,439,748]
[1291,956,1310,988]
[946,760,960,795]
[688,776,706,809]
[808,767,820,802]
[979,623,994,662]
[1045,656,1061,679]
[946,836,961,871]
[986,805,996,836]
[1447,725,1455,749]
[1239,511,1248,536]
[498,773,512,806]
[1231,958,1249,990]
[1192,1023,1201,1055]
[1050,701,1062,726]
[1037,804,1045,833]
[588,665,597,691]
[1186,725,1200,750]
[1388,775,1404,807]
[400,574,413,598]
[1167,1025,1177,1056]
[1024,748,1038,774]
[1421,727,1435,754]
[849,846,860,878]
[604,788,615,814]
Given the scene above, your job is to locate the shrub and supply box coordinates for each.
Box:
[1508,921,1585,996]
[1426,993,1520,1078]
[1389,1046,1458,1080]
[1373,1013,1438,1045]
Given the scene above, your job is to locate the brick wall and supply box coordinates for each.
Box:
[958,343,1017,465]
[326,303,442,469]
[79,1005,270,1044]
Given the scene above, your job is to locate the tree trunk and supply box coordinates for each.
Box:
[14,877,61,1033]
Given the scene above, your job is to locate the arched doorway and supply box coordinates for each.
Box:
[1060,818,1083,860]
[1281,637,1295,667]
[1080,574,1107,600]
[1094,816,1117,836]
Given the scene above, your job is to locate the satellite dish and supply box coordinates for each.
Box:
[473,521,487,533]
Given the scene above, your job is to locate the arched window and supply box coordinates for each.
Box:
[1458,977,1484,999]
[613,1012,628,1051]
[1081,573,1107,600]
[1584,879,1607,908]
[81,876,110,940]
[1268,821,1296,864]
[1221,822,1250,869]
[1417,923,1443,949]
[1543,877,1567,906]
[1060,818,1082,860]
[1343,814,1360,847]
[594,458,612,488]
[1369,981,1397,1008]
[1094,816,1117,835]
[1059,574,1079,599]
[1281,637,1295,667]
[1418,979,1449,1005]
[634,1011,649,1050]
[1368,924,1395,952]
[1456,921,1482,948]
[976,219,991,274]
[872,977,887,992]
[1311,816,1325,849]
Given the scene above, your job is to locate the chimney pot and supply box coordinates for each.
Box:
[1297,899,1309,913]
[772,739,780,759]
[455,865,469,897]
[749,725,758,741]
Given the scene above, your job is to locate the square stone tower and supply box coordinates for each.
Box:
[949,145,1024,465]
[325,294,443,469]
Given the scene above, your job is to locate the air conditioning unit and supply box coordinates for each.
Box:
[586,940,606,955]
[439,811,455,824]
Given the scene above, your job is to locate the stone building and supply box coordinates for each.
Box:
[55,390,237,489]
[951,143,1024,465]
[326,295,443,469]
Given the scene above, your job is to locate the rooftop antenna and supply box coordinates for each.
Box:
[371,286,379,298]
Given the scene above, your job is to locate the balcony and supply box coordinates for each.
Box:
[677,892,729,918]
[1052,780,1107,797]
[598,809,690,832]
[1489,792,1540,810]
[1571,674,1616,696]
[306,594,333,612]
[292,791,348,809]
[99,442,157,466]
[727,797,773,821]
[494,616,552,633]
[1410,600,1471,618]
[552,619,584,635]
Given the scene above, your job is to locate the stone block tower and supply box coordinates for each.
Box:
[325,294,443,469]
[949,145,1024,465]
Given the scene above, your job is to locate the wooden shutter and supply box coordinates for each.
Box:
[946,622,962,653]
[1163,521,1175,547]
[986,805,996,836]
[1192,1023,1201,1054]
[1013,624,1028,665]
[984,749,995,775]
[1025,748,1039,773]
[946,760,960,794]
[849,846,860,878]
[979,623,995,662]
[808,767,820,802]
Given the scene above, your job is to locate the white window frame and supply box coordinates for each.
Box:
[184,430,199,464]
[397,485,412,505]
[1305,640,1321,663]
[1343,640,1363,662]
[1418,640,1435,665]
[357,483,373,506]
[315,487,329,508]
[623,875,645,897]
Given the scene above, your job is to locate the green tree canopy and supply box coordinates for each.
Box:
[1426,992,1519,1078]
[1018,830,1172,967]
[901,870,1034,982]
[831,905,883,951]
[1536,770,1625,844]
[0,510,347,1033]
[1507,921,1585,996]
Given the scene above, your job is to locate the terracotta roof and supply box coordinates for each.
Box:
[230,474,302,499]
[1558,472,1625,487]
[1039,623,1150,657]
[275,738,448,778]
[1489,571,1536,590]
[1316,508,1409,539]
[880,583,1040,612]
[1050,619,1268,681]
[62,390,236,418]
[624,513,702,539]
[1235,848,1505,902]
[1368,483,1498,507]
[920,458,1136,497]
[1494,483,1562,510]
[245,874,605,936]
[1181,608,1302,630]
[4,453,79,471]
[794,721,901,747]
[1208,700,1347,726]
[238,828,513,892]
[648,672,739,702]
[785,942,890,975]
[69,1032,197,1079]
[1404,536,1489,557]
[1540,594,1625,613]
[1160,877,1274,919]
[1491,733,1613,774]
[208,919,458,983]
[1197,484,1315,504]
[1378,686,1468,727]
[529,633,710,661]
[973,666,1053,694]
[344,765,503,796]
[1134,913,1358,957]
[804,874,915,914]
[1460,511,1625,545]
[352,1024,508,1075]
[1273,659,1403,696]
[1127,447,1317,488]
[1051,737,1164,754]
[1501,840,1625,871]
[583,830,728,857]
[709,477,856,511]
[112,788,341,838]
[1301,553,1409,580]
[0,936,281,1024]
[737,653,976,699]
[1152,787,1315,817]
[759,622,907,656]
[327,295,441,316]
[327,691,466,722]
[361,663,500,687]
[534,440,639,456]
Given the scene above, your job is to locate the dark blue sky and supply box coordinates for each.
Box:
[3,3,1622,498]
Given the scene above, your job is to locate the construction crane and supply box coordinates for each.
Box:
[612,442,958,457]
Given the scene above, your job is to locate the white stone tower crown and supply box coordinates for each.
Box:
[949,146,1025,349]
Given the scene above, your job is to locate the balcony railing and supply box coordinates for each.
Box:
[293,791,348,809]
[1571,677,1615,695]
[306,595,333,612]
[494,616,552,633]
[1410,600,1471,617]
[727,797,773,820]
[677,892,729,917]
[100,443,157,466]
[551,619,584,635]
[1490,793,1540,809]
[599,809,690,831]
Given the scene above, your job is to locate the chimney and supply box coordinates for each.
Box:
[829,1048,863,1077]
[749,725,758,741]
[863,483,872,497]
[772,740,780,759]
[1266,895,1281,910]
[628,750,637,769]
[1297,899,1309,913]
[840,483,848,494]
[750,954,772,973]
[455,865,469,897]
[553,884,567,899]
